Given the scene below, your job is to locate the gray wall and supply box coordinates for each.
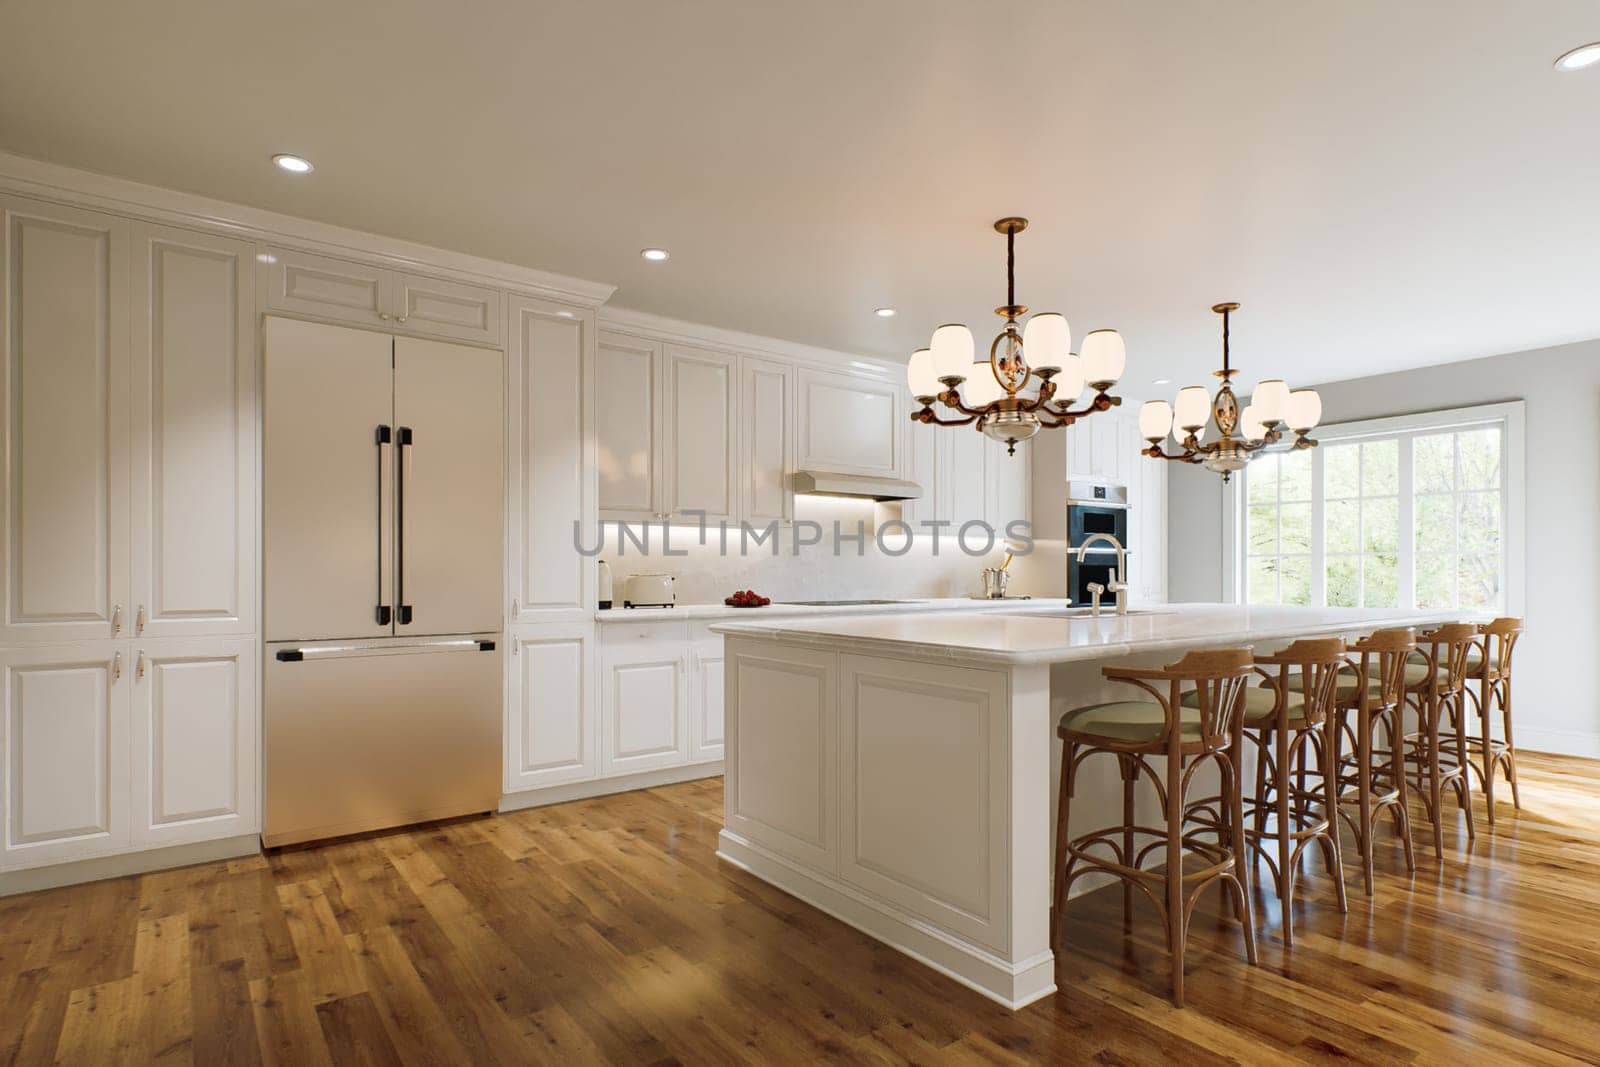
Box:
[1166,336,1600,756]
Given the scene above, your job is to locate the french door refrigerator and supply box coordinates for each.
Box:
[262,315,503,847]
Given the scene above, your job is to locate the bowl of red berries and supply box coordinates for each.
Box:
[724,589,771,608]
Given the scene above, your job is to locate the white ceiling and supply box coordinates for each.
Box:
[3,1,1598,395]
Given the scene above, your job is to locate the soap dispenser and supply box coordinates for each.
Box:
[597,559,614,610]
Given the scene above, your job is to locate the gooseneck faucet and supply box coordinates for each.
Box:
[1075,533,1129,616]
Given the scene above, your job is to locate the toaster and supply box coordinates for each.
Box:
[623,573,676,608]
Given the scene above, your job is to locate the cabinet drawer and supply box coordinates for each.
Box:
[601,620,689,648]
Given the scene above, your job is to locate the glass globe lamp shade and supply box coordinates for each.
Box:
[962,365,1005,407]
[1021,312,1071,374]
[1239,403,1266,442]
[1174,386,1211,432]
[1286,389,1323,432]
[1252,379,1289,425]
[1138,400,1173,441]
[1051,353,1085,404]
[1079,329,1126,388]
[906,348,940,399]
[930,324,974,382]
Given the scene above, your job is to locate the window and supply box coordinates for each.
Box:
[1229,402,1522,613]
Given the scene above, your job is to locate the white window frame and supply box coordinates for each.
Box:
[1222,400,1525,615]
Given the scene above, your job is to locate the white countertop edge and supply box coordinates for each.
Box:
[710,606,1483,667]
[593,597,1071,623]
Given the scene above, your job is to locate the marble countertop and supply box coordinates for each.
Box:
[594,596,1068,623]
[710,603,1481,666]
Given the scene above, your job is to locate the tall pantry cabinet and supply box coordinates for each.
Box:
[0,196,258,872]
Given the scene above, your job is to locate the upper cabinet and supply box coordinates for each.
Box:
[662,345,738,523]
[509,297,595,622]
[130,224,257,639]
[0,197,131,645]
[261,246,500,346]
[740,357,794,528]
[596,331,662,522]
[985,438,1032,534]
[797,368,902,477]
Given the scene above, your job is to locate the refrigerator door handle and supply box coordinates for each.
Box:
[275,638,495,662]
[396,425,414,625]
[375,425,393,626]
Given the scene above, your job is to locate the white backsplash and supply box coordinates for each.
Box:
[597,496,1052,604]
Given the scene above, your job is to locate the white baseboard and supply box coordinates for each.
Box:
[716,829,1056,1011]
[1515,727,1600,759]
[499,762,723,812]
[0,834,261,898]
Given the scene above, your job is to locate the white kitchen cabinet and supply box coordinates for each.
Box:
[663,345,738,523]
[985,437,1032,536]
[130,636,257,847]
[899,415,939,532]
[740,356,794,528]
[506,621,598,791]
[0,196,131,645]
[1125,417,1168,603]
[941,427,988,530]
[797,367,901,477]
[596,331,662,522]
[0,643,130,870]
[130,224,257,639]
[508,297,595,621]
[261,247,500,345]
[689,623,725,762]
[600,621,689,775]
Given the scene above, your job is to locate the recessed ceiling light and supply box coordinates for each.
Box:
[1555,42,1600,70]
[640,248,670,262]
[1153,378,1172,386]
[272,154,314,174]
[874,307,897,318]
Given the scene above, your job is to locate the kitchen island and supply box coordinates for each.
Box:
[710,603,1469,1009]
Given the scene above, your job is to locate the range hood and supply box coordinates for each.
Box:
[792,470,923,501]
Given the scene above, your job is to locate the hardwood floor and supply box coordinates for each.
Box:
[3,752,1598,1065]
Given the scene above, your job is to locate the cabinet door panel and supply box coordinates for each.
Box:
[393,273,501,346]
[1,644,129,869]
[741,357,793,527]
[985,438,1031,534]
[261,247,389,329]
[596,333,659,520]
[509,300,594,621]
[690,627,724,762]
[664,345,737,521]
[131,225,256,638]
[601,626,687,775]
[506,622,597,791]
[797,369,900,477]
[0,197,130,643]
[132,636,256,846]
[943,429,987,529]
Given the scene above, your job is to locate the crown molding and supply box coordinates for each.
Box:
[0,150,617,308]
[598,305,903,380]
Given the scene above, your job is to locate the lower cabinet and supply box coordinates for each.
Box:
[0,643,130,869]
[131,636,258,848]
[506,621,599,791]
[600,621,690,775]
[1,636,257,871]
[689,623,725,761]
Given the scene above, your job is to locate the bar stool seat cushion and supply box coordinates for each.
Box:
[1057,701,1203,743]
[1180,685,1307,727]
[1365,649,1482,687]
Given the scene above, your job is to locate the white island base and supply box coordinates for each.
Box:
[712,604,1466,1009]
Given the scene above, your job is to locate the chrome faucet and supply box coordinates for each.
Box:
[1075,533,1129,616]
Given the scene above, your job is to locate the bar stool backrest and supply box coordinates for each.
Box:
[1252,636,1346,727]
[1420,622,1481,693]
[1164,648,1253,748]
[1349,627,1416,709]
[1479,617,1524,681]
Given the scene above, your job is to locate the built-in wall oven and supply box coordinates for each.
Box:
[1066,480,1129,606]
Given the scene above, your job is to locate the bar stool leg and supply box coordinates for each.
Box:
[1274,722,1294,947]
[1358,706,1375,896]
[1453,691,1477,843]
[1388,706,1417,876]
[1426,693,1446,861]
[1051,742,1077,948]
[1477,676,1497,827]
[1318,720,1349,914]
[1503,682,1522,811]
[1119,754,1136,932]
[1166,752,1186,1007]
[1225,746,1258,965]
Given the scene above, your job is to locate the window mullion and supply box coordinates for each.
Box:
[1310,446,1325,606]
[1398,433,1415,609]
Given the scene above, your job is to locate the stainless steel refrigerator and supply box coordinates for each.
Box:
[262,315,503,847]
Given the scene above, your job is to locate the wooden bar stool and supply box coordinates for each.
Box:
[1400,623,1479,859]
[1232,638,1350,947]
[1052,648,1257,1007]
[1331,628,1418,895]
[1467,617,1524,824]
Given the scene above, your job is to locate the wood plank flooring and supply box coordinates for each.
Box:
[3,752,1598,1064]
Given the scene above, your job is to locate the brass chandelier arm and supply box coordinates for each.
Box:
[913,404,980,427]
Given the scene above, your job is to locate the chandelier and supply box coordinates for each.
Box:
[1138,302,1322,481]
[905,217,1124,455]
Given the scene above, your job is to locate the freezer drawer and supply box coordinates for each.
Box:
[263,636,501,847]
